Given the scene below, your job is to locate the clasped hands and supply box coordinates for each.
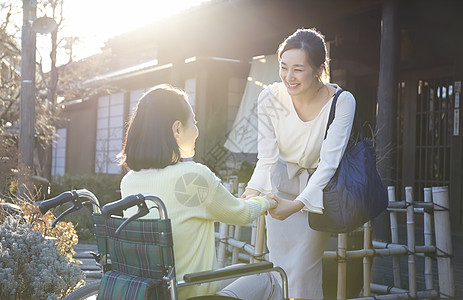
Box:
[241,189,304,221]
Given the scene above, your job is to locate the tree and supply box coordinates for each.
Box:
[1,0,70,194]
[1,0,120,193]
[0,2,21,131]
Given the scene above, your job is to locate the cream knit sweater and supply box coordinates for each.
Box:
[247,82,356,213]
[121,161,270,299]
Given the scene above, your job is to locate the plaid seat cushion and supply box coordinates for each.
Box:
[93,213,175,299]
[93,214,108,260]
[97,270,166,300]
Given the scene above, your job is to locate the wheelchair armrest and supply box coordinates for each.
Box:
[183,262,274,283]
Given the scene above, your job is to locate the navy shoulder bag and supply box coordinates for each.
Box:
[308,89,388,233]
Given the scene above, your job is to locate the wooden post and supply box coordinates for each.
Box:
[376,0,398,184]
[363,221,372,296]
[374,0,398,242]
[405,187,416,298]
[337,233,347,300]
[432,186,455,299]
[388,186,401,287]
[423,188,433,291]
[19,0,37,198]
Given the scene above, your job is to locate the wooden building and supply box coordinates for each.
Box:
[55,0,463,232]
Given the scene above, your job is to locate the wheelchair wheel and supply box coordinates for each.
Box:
[63,281,100,300]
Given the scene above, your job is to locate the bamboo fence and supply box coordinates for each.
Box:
[215,185,455,299]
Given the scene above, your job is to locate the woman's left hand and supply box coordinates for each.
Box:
[266,194,304,220]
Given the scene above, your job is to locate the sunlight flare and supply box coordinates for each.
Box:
[62,0,211,60]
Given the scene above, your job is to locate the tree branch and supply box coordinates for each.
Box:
[37,60,50,91]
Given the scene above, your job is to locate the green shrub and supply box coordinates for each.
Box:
[50,173,122,207]
[49,173,123,242]
[0,216,85,299]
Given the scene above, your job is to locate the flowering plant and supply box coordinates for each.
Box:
[0,216,85,299]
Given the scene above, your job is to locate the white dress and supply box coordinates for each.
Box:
[247,82,356,299]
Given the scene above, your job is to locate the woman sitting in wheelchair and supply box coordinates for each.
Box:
[118,84,281,300]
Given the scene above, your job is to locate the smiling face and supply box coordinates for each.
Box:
[279,48,321,97]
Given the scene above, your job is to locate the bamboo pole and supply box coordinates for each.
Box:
[350,290,439,300]
[364,285,439,300]
[387,208,426,213]
[337,233,347,300]
[231,225,241,264]
[246,185,257,263]
[423,188,433,291]
[235,181,246,264]
[250,220,257,263]
[321,242,436,260]
[253,214,266,263]
[370,283,407,294]
[238,253,251,261]
[237,183,245,197]
[363,221,372,296]
[432,186,455,299]
[217,182,235,267]
[387,201,434,209]
[211,186,451,299]
[225,237,254,255]
[405,186,416,298]
[217,222,229,268]
[388,186,401,287]
[215,234,277,260]
[227,225,235,255]
[373,241,435,253]
[323,247,408,260]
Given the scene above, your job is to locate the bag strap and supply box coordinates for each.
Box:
[324,89,362,140]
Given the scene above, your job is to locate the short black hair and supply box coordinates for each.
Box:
[118,84,191,171]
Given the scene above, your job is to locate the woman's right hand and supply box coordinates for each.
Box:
[265,196,278,209]
[241,188,260,199]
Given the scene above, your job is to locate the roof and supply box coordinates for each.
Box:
[81,59,172,86]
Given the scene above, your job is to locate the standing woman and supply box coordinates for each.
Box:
[242,28,356,300]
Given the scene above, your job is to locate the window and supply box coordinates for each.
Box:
[129,88,148,120]
[415,79,453,188]
[51,128,66,176]
[95,93,124,174]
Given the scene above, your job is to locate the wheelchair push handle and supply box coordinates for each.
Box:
[101,194,168,235]
[39,189,101,227]
[101,194,145,217]
[39,190,78,215]
[102,194,168,220]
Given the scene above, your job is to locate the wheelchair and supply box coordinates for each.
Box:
[39,190,289,299]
